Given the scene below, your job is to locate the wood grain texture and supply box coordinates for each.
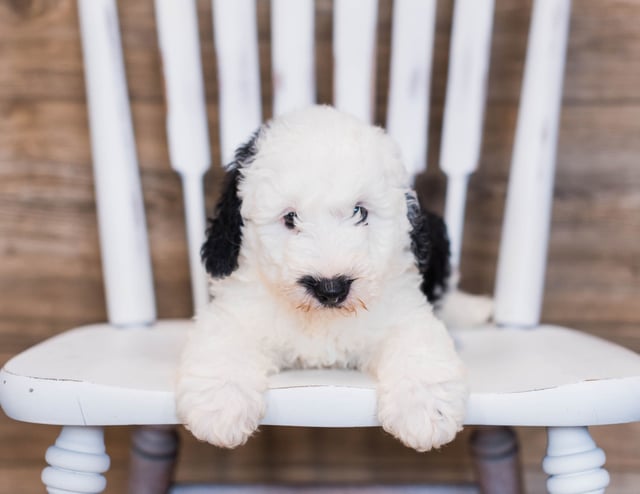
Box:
[1,0,639,493]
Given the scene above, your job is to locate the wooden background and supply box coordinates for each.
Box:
[1,0,639,492]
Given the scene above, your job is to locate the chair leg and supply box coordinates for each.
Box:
[128,425,179,494]
[41,426,111,493]
[470,426,523,494]
[543,426,610,494]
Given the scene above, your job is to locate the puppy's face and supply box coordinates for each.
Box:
[203,106,414,314]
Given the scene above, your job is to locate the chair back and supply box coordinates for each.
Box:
[76,0,571,329]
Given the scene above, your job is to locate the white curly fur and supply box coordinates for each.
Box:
[176,106,469,452]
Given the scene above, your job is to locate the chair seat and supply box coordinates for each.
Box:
[2,320,640,428]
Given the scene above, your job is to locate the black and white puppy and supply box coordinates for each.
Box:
[177,105,469,452]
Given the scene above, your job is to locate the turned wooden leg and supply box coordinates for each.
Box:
[41,426,111,493]
[543,427,610,494]
[470,426,523,494]
[128,425,179,494]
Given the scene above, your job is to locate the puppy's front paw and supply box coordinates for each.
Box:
[377,378,468,452]
[176,378,265,448]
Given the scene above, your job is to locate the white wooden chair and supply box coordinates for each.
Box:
[2,1,640,493]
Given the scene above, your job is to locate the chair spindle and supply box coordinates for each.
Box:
[494,0,572,327]
[333,0,378,123]
[155,0,211,315]
[271,0,316,117]
[212,0,262,165]
[386,0,437,180]
[439,0,495,272]
[77,0,156,327]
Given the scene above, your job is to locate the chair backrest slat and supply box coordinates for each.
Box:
[155,0,211,314]
[77,0,156,327]
[155,0,210,178]
[439,0,495,270]
[271,0,316,117]
[494,0,572,327]
[386,0,437,180]
[333,0,378,123]
[212,0,262,165]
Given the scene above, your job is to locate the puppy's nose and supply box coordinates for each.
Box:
[299,276,354,307]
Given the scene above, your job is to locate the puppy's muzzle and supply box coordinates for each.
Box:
[298,275,354,308]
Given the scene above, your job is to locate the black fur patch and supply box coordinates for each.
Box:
[406,193,451,303]
[200,133,260,278]
[232,131,260,168]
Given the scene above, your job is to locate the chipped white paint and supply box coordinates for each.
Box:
[440,0,495,270]
[386,0,437,180]
[212,0,262,166]
[77,0,156,327]
[543,427,610,493]
[154,0,210,314]
[271,0,315,116]
[494,0,572,327]
[333,0,378,123]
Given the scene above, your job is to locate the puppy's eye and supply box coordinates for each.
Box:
[353,205,368,226]
[283,211,297,230]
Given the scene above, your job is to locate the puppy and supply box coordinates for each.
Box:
[176,105,468,452]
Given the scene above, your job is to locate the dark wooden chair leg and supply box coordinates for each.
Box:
[128,425,179,494]
[470,426,523,494]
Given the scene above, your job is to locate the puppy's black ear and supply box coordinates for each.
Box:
[201,168,243,278]
[201,133,260,278]
[406,193,451,303]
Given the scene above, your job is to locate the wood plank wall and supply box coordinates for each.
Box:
[1,0,639,492]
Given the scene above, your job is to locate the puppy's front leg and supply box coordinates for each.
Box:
[367,313,468,452]
[176,317,276,448]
